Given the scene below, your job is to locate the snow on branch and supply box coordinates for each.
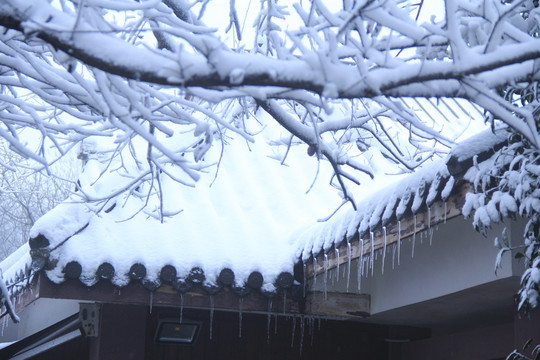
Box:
[1,1,539,99]
[463,134,540,311]
[0,0,538,212]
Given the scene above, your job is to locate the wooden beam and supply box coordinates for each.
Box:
[37,274,301,316]
[90,303,147,360]
[305,291,370,319]
[306,182,471,278]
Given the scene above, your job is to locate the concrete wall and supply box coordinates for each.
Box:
[399,308,540,360]
[1,298,80,342]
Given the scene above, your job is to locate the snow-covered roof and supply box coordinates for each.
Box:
[0,124,509,302]
[294,128,509,262]
[22,131,343,298]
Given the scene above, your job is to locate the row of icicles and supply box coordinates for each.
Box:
[148,290,329,356]
[143,214,444,354]
[310,217,439,300]
[1,214,443,354]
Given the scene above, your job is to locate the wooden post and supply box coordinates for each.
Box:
[89,303,147,360]
[305,291,370,319]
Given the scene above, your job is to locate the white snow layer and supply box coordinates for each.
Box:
[28,134,343,287]
[295,128,509,261]
[294,159,449,261]
[1,127,507,289]
[449,126,509,161]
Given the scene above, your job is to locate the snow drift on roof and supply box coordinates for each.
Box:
[1,118,506,299]
[294,128,509,262]
[27,127,343,294]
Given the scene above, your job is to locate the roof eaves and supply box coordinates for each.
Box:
[27,230,302,302]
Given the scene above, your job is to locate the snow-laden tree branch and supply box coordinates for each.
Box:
[0,0,539,322]
[0,0,538,211]
[1,1,539,100]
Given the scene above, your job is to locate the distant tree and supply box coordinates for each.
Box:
[0,1,539,308]
[0,143,73,259]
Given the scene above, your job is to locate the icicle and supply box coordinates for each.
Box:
[179,293,184,323]
[335,248,340,282]
[429,228,434,246]
[427,206,431,228]
[392,243,396,270]
[444,202,447,223]
[397,221,401,266]
[299,316,305,358]
[412,216,417,258]
[149,292,153,314]
[370,231,375,276]
[238,298,243,338]
[310,316,315,346]
[303,262,307,297]
[346,241,351,292]
[323,254,328,301]
[382,226,387,274]
[1,316,5,337]
[209,296,214,340]
[357,238,364,291]
[267,300,272,344]
[313,257,318,285]
[291,316,296,347]
[274,313,278,334]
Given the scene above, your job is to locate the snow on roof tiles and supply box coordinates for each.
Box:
[21,131,342,298]
[0,113,508,302]
[295,128,509,262]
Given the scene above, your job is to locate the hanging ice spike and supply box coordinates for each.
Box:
[209,295,214,340]
[392,243,396,270]
[412,215,417,258]
[357,238,364,291]
[370,231,374,277]
[266,300,272,344]
[346,241,351,292]
[382,226,387,274]
[335,248,340,282]
[398,220,401,266]
[291,316,296,348]
[179,293,184,323]
[323,254,328,301]
[299,316,305,357]
[303,262,306,297]
[238,298,243,338]
[313,257,317,285]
